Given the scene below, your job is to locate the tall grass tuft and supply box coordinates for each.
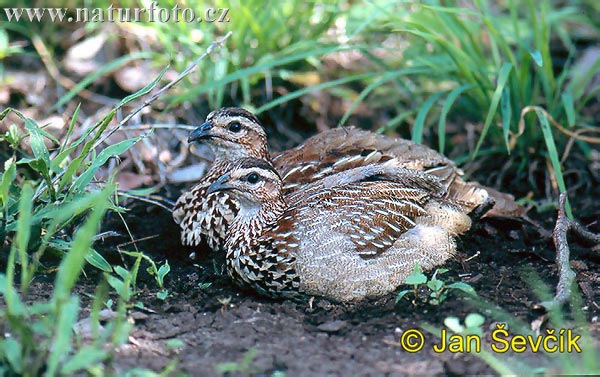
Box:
[0,71,168,374]
[332,0,599,211]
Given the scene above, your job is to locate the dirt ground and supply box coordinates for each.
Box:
[72,179,598,376]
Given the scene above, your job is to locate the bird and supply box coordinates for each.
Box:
[206,157,472,302]
[173,107,523,254]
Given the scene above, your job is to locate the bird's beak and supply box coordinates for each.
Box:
[188,121,213,143]
[206,173,234,195]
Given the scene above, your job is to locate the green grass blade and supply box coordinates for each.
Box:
[46,296,80,376]
[1,337,23,374]
[379,109,418,133]
[473,62,513,157]
[0,270,26,316]
[58,104,81,154]
[1,158,16,210]
[568,57,600,101]
[30,187,112,237]
[438,84,473,154]
[338,66,432,127]
[412,91,445,144]
[58,110,116,191]
[70,135,145,194]
[52,188,112,302]
[85,249,113,273]
[500,87,512,153]
[529,49,543,67]
[61,346,107,375]
[16,184,33,290]
[337,74,390,128]
[396,26,489,105]
[419,4,480,16]
[11,111,60,145]
[118,65,168,108]
[535,109,572,218]
[561,91,575,127]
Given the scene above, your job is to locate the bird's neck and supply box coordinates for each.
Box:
[225,197,286,264]
[212,144,271,164]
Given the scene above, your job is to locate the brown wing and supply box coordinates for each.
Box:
[297,181,431,259]
[286,163,447,204]
[271,126,457,192]
[280,165,445,259]
[272,126,524,218]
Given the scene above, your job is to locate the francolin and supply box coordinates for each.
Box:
[173,107,523,253]
[206,157,472,302]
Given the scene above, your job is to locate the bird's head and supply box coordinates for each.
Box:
[188,107,269,160]
[207,157,284,213]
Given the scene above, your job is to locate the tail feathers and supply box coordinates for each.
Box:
[448,178,526,218]
[476,184,527,218]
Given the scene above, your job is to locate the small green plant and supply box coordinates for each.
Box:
[0,106,143,290]
[217,296,233,313]
[443,313,486,337]
[109,250,171,302]
[198,281,213,289]
[424,313,523,375]
[396,264,476,305]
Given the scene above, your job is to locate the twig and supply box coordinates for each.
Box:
[514,106,600,145]
[116,234,160,249]
[118,191,175,212]
[111,124,197,131]
[539,193,600,310]
[94,31,233,149]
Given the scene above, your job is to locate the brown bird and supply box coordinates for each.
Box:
[173,107,523,253]
[206,157,472,302]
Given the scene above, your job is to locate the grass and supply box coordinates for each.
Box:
[155,0,346,109]
[379,0,599,213]
[330,0,598,215]
[2,0,345,110]
[0,70,171,374]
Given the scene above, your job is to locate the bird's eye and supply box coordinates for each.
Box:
[228,121,242,133]
[246,173,259,184]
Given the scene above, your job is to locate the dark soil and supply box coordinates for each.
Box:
[81,183,599,376]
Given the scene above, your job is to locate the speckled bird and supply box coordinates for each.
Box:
[172,107,522,254]
[206,157,472,302]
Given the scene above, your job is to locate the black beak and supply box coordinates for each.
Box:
[206,173,234,195]
[188,121,213,143]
